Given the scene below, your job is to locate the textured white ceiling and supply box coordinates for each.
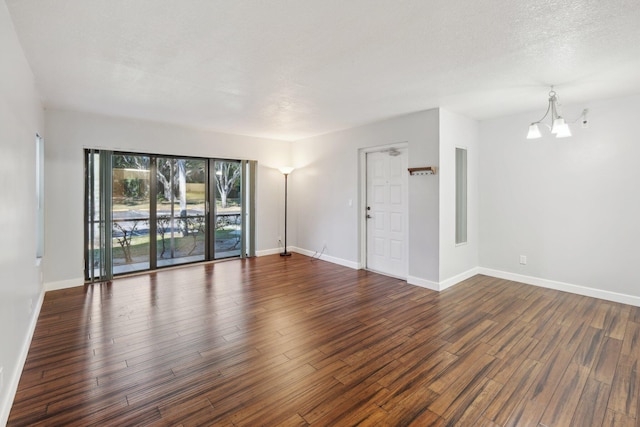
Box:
[6,0,640,140]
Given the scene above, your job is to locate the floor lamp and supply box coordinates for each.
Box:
[279,167,294,256]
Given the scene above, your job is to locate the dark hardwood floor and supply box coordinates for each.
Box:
[8,255,640,426]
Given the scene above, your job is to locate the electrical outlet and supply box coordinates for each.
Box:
[519,255,527,265]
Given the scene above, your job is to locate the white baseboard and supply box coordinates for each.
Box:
[406,266,640,308]
[438,267,481,291]
[256,248,282,257]
[291,247,361,269]
[255,250,640,307]
[478,267,640,307]
[0,288,45,426]
[407,268,478,291]
[407,275,440,291]
[45,277,84,291]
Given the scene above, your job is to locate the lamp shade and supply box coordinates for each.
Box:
[526,123,542,139]
[278,166,294,175]
[555,124,572,138]
[551,117,566,134]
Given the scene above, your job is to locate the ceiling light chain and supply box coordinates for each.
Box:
[526,87,588,139]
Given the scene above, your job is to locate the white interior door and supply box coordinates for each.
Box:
[366,148,408,278]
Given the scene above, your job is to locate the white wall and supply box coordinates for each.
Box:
[439,109,479,285]
[0,2,45,424]
[479,94,640,302]
[44,109,292,287]
[291,109,441,284]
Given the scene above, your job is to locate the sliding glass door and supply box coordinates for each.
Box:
[85,150,256,282]
[213,160,242,258]
[111,154,151,274]
[156,157,207,267]
[85,149,105,282]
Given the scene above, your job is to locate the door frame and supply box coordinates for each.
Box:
[358,142,409,277]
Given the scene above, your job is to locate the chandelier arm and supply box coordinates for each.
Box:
[532,99,552,124]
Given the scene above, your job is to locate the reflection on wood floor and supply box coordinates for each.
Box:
[9,254,640,426]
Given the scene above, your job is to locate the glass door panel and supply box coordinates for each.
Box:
[214,160,242,258]
[156,158,206,267]
[111,154,151,274]
[85,150,103,281]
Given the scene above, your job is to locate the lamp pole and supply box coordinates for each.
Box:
[279,167,294,256]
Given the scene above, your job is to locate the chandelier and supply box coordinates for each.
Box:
[527,87,588,139]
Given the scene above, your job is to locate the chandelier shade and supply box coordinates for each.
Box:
[527,123,541,139]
